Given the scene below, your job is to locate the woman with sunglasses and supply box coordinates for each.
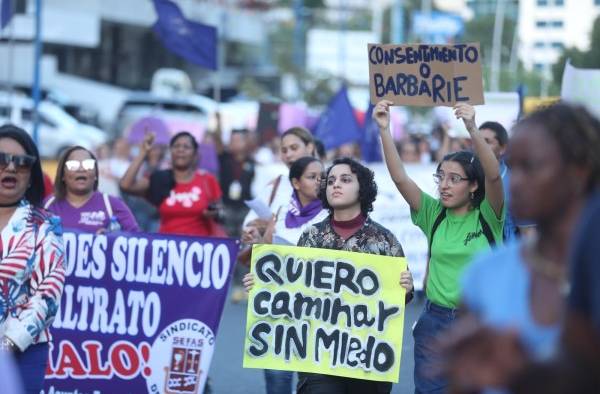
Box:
[375,100,505,393]
[45,146,139,233]
[0,125,65,393]
[120,131,223,237]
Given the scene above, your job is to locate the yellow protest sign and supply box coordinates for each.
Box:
[243,244,407,383]
[368,42,485,107]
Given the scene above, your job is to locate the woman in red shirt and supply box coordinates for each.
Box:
[120,131,223,236]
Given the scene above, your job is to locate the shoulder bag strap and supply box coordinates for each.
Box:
[268,175,282,207]
[43,196,56,210]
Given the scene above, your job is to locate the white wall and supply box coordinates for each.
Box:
[518,0,600,71]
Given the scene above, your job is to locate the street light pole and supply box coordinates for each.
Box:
[32,0,43,146]
[490,0,506,92]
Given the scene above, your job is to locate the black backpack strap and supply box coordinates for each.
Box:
[424,208,446,292]
[478,211,496,247]
[428,208,447,259]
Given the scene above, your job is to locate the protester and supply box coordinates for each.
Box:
[244,157,414,394]
[97,138,131,197]
[120,131,223,236]
[242,127,317,246]
[0,125,65,394]
[45,146,139,233]
[397,137,421,163]
[121,139,167,232]
[442,103,600,393]
[376,100,505,393]
[237,127,317,393]
[213,120,256,237]
[479,121,535,240]
[242,156,328,246]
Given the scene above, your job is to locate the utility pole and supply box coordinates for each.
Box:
[392,0,404,43]
[490,0,506,92]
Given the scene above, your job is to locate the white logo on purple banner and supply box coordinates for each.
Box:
[146,319,216,394]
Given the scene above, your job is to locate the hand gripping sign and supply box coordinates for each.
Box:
[368,42,485,107]
[243,244,407,383]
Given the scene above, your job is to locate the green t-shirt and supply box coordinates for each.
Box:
[411,191,505,308]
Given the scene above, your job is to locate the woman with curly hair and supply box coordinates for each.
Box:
[244,157,414,394]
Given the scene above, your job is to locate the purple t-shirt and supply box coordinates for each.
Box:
[44,191,139,233]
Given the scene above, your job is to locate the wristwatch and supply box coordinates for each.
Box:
[0,336,16,352]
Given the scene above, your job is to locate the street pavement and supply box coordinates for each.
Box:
[210,291,425,394]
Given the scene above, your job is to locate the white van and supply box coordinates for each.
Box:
[0,93,107,159]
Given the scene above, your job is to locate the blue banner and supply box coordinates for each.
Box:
[152,0,218,70]
[0,0,13,29]
[43,231,238,394]
[313,86,362,150]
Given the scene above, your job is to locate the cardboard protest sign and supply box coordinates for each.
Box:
[243,244,407,382]
[368,43,484,107]
[44,231,238,394]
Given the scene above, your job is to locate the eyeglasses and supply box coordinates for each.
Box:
[65,159,96,171]
[0,152,36,171]
[433,172,470,185]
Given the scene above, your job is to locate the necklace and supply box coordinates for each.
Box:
[523,236,571,296]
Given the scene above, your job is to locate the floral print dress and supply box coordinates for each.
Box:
[0,201,65,351]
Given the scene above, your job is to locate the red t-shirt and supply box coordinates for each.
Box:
[158,170,222,236]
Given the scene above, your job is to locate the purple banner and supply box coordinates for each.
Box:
[43,231,238,394]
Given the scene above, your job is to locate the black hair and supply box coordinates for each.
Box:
[479,121,509,146]
[289,156,320,183]
[437,150,485,207]
[147,132,199,207]
[170,131,198,152]
[319,157,377,216]
[0,124,44,206]
[313,139,326,161]
[54,146,99,200]
[516,103,600,192]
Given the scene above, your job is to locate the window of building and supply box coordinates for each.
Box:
[534,42,546,48]
[596,0,600,5]
[551,42,564,49]
[537,0,548,5]
[534,63,545,71]
[536,21,548,27]
[551,20,564,28]
[555,0,564,5]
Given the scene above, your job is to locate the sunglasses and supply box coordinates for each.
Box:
[65,159,96,171]
[0,152,37,171]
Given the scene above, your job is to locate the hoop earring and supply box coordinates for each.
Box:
[470,192,474,200]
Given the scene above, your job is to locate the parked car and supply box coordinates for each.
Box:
[113,92,218,140]
[0,93,107,159]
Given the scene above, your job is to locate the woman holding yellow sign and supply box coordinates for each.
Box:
[375,100,505,393]
[245,157,414,394]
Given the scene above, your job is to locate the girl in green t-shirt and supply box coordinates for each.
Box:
[375,100,505,393]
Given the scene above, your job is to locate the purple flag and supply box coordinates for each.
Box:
[152,0,218,70]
